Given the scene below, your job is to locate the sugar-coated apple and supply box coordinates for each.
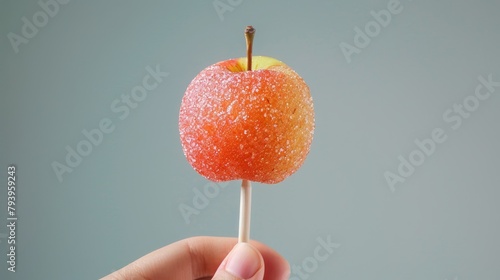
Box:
[179,55,314,184]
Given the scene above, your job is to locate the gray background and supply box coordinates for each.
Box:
[1,0,499,279]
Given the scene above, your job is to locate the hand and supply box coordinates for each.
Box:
[101,236,290,280]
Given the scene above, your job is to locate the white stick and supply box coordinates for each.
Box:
[238,179,252,243]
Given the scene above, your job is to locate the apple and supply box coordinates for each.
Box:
[179,55,314,184]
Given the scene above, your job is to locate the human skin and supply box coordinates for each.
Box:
[101,236,290,280]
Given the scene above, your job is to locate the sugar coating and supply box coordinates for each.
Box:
[179,57,314,184]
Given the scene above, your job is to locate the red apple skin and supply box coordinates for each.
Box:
[179,56,314,184]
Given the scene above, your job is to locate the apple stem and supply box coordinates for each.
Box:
[245,26,255,71]
[238,179,252,243]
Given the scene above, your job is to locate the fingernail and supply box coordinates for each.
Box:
[225,243,262,279]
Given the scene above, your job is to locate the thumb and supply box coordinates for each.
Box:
[212,242,265,280]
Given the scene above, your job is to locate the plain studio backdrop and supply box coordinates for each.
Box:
[1,0,499,279]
